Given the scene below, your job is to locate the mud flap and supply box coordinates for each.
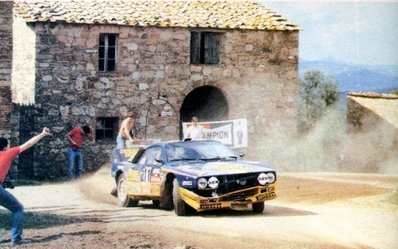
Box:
[110,186,117,197]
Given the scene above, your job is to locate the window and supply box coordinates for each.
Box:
[99,34,117,72]
[138,147,163,166]
[96,117,119,140]
[190,31,220,64]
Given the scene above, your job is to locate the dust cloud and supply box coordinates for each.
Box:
[253,108,398,174]
[76,107,397,204]
[76,165,117,205]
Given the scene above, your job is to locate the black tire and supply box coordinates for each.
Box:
[159,176,174,209]
[152,200,160,208]
[252,202,265,213]
[172,179,187,216]
[117,173,138,207]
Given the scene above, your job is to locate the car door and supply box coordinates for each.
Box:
[135,146,163,196]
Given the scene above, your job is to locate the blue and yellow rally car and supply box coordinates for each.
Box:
[111,140,276,216]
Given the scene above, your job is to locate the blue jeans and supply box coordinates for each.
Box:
[67,147,83,180]
[116,135,126,149]
[0,186,24,243]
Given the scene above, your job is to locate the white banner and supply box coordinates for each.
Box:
[182,119,248,148]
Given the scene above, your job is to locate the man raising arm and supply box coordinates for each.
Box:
[0,127,51,245]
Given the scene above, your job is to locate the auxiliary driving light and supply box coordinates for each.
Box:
[257,173,268,185]
[197,178,208,189]
[267,172,276,183]
[208,176,219,189]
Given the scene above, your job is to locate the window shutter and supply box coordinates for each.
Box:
[204,33,219,64]
[190,31,201,64]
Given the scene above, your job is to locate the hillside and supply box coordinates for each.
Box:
[299,60,398,93]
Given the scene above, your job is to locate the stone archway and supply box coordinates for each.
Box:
[180,85,229,124]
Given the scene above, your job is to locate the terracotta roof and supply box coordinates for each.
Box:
[13,0,299,31]
[347,91,398,99]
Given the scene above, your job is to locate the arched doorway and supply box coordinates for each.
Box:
[180,86,229,134]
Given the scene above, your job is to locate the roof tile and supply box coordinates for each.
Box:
[14,0,299,31]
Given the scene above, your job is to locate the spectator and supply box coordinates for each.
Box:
[65,125,93,180]
[116,111,135,149]
[186,116,205,140]
[0,127,52,245]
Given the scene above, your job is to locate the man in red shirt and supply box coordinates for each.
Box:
[0,127,51,245]
[65,126,93,180]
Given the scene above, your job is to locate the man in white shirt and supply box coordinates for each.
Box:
[186,116,205,140]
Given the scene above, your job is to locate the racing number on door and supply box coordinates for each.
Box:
[141,167,152,182]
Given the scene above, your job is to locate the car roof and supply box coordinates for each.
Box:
[149,139,222,148]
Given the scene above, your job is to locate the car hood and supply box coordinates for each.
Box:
[170,160,274,177]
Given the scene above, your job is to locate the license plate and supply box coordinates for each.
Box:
[230,202,250,210]
[256,192,276,201]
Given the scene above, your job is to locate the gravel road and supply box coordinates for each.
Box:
[1,167,397,249]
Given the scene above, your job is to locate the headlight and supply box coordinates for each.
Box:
[266,172,276,183]
[257,173,268,185]
[258,172,276,185]
[208,176,219,189]
[197,178,207,189]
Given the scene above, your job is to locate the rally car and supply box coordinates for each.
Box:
[110,140,276,216]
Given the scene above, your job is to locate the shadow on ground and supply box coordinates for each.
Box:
[0,209,101,230]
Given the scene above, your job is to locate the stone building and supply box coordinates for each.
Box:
[3,0,300,179]
[0,0,13,139]
[346,92,398,172]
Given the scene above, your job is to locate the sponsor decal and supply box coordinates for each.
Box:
[182,119,248,148]
[141,187,151,195]
[127,171,140,181]
[150,173,161,182]
[121,148,140,157]
[256,192,276,201]
[182,180,193,186]
[150,168,161,182]
[141,167,152,182]
[200,203,222,210]
[204,164,248,172]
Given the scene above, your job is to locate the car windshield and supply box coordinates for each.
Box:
[165,142,238,162]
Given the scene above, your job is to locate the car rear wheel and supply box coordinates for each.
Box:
[252,202,265,213]
[172,179,187,216]
[117,173,138,207]
[152,200,160,208]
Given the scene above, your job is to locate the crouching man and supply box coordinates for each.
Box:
[0,128,51,245]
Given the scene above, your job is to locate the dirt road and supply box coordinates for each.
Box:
[1,167,397,249]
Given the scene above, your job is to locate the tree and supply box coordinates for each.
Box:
[298,70,339,132]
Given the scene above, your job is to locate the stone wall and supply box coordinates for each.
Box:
[12,13,36,105]
[12,20,299,179]
[0,0,13,138]
[346,93,398,172]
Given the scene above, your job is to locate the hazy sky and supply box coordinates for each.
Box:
[262,1,398,66]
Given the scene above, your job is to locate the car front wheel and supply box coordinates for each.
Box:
[252,202,265,213]
[172,179,187,216]
[117,173,138,207]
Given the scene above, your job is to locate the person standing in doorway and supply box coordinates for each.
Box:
[116,112,135,149]
[186,116,205,140]
[0,127,52,245]
[65,125,93,180]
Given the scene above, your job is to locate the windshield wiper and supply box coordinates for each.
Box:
[170,158,200,162]
[203,156,237,161]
